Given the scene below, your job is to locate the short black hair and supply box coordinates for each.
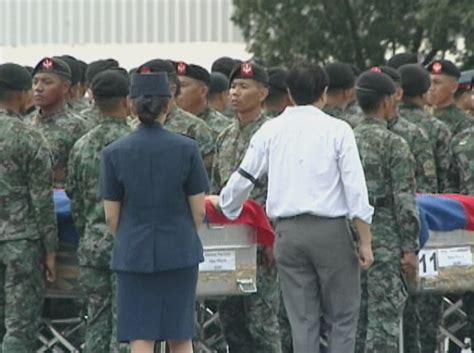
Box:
[95,97,126,114]
[357,91,386,113]
[134,96,170,125]
[287,63,329,105]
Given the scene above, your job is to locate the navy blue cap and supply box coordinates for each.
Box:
[129,72,171,98]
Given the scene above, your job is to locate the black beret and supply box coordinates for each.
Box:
[267,66,289,93]
[77,60,87,84]
[209,72,229,95]
[33,57,72,81]
[57,55,82,85]
[0,63,32,91]
[426,60,461,79]
[211,57,238,77]
[356,69,396,96]
[399,64,431,97]
[458,70,474,91]
[175,62,211,86]
[386,53,418,69]
[379,66,401,84]
[138,59,176,78]
[85,59,119,83]
[324,62,355,90]
[130,72,171,98]
[229,62,269,85]
[91,69,129,98]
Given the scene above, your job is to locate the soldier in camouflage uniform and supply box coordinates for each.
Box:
[80,59,122,128]
[209,71,232,117]
[133,59,215,172]
[427,60,474,139]
[399,64,452,193]
[0,63,58,353]
[354,70,420,353]
[28,57,88,189]
[455,70,474,117]
[380,66,438,194]
[323,62,359,128]
[213,62,281,353]
[264,66,292,118]
[398,63,453,353]
[175,61,230,137]
[67,70,132,353]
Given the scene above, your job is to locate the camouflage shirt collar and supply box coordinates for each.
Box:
[399,102,421,111]
[99,115,129,125]
[362,116,388,128]
[235,111,266,131]
[197,105,211,119]
[36,106,67,122]
[0,108,20,119]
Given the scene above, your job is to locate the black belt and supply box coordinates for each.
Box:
[276,213,346,222]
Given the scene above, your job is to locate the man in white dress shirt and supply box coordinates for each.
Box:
[209,62,374,353]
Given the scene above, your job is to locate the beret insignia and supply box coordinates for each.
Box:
[42,58,53,70]
[177,62,187,75]
[240,63,254,78]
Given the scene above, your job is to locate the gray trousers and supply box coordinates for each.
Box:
[274,215,360,353]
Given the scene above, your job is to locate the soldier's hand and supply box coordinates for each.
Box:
[205,195,220,210]
[358,244,374,270]
[45,252,57,282]
[401,251,417,275]
[263,246,275,267]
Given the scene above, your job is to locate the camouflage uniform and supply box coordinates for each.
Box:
[451,126,474,348]
[0,110,58,353]
[213,113,282,353]
[399,103,452,193]
[344,102,365,128]
[354,117,420,353]
[388,115,437,193]
[165,106,215,159]
[80,103,102,129]
[389,113,438,353]
[433,104,474,138]
[323,105,357,128]
[70,97,91,114]
[67,116,131,353]
[197,106,231,138]
[28,108,88,188]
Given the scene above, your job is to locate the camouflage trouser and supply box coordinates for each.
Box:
[0,240,44,353]
[356,259,408,353]
[418,294,443,353]
[218,250,282,353]
[79,266,121,353]
[403,295,421,353]
[278,289,293,353]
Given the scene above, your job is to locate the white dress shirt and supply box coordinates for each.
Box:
[219,105,374,223]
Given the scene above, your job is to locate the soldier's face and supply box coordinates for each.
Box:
[427,74,458,107]
[176,76,207,111]
[229,79,268,113]
[33,73,69,108]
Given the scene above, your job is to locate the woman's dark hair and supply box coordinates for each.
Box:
[356,90,385,113]
[134,96,170,125]
[287,62,329,105]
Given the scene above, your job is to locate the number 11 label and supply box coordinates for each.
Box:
[418,249,439,277]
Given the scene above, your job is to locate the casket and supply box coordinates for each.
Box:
[197,224,257,297]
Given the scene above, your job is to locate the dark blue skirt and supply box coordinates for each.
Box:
[116,266,198,342]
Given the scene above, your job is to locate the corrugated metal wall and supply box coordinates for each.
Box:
[0,0,243,46]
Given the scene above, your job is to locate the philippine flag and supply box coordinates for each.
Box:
[417,194,474,247]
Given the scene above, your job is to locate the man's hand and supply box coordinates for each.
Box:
[205,195,220,210]
[45,252,56,283]
[358,244,374,270]
[263,246,275,267]
[401,251,418,276]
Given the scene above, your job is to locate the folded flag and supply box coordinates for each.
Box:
[205,199,275,246]
[417,194,474,247]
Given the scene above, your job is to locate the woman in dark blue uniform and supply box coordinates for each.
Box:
[98,72,209,353]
